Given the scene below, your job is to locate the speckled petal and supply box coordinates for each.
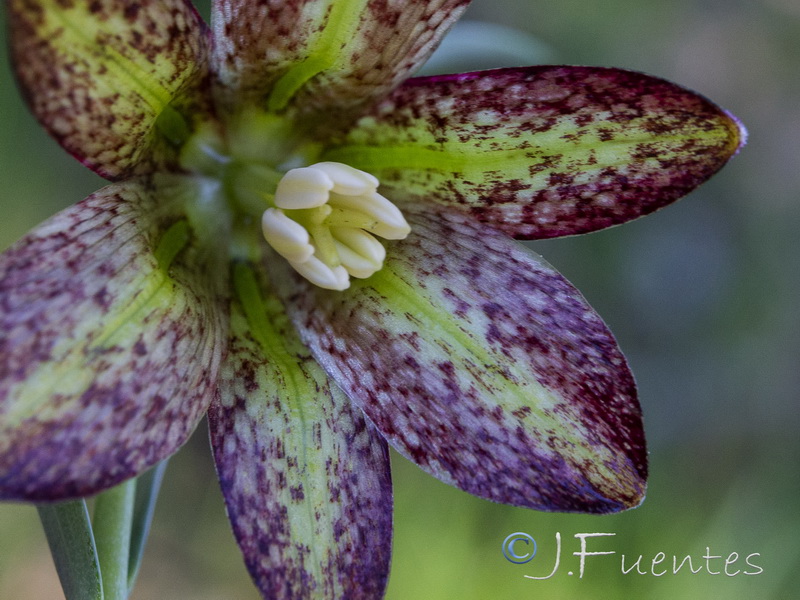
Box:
[211,0,469,129]
[270,202,646,513]
[7,0,210,179]
[208,253,392,599]
[324,66,746,239]
[0,180,227,501]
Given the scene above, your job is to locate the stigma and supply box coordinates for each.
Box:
[261,162,410,290]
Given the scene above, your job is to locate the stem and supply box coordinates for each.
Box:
[93,480,136,600]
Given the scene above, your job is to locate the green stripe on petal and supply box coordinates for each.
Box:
[211,0,469,130]
[265,0,371,113]
[208,244,392,599]
[324,66,745,239]
[8,0,210,179]
[271,202,646,513]
[0,179,228,501]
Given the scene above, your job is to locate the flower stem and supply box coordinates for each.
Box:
[93,479,136,600]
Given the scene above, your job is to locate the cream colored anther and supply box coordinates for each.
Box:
[273,166,333,209]
[262,162,410,291]
[261,209,313,263]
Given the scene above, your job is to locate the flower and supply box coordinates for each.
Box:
[0,0,744,598]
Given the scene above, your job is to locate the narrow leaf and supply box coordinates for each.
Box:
[37,500,104,600]
[127,461,168,591]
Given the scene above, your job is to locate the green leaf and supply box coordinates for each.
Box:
[93,480,136,600]
[37,500,104,600]
[127,461,168,591]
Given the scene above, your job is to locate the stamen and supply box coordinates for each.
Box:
[274,167,333,209]
[261,209,314,263]
[331,227,386,279]
[327,191,411,239]
[311,162,379,195]
[290,256,350,290]
[261,162,411,290]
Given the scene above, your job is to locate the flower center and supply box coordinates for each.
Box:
[262,162,410,290]
[178,114,410,291]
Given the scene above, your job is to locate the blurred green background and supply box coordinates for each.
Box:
[1,0,797,598]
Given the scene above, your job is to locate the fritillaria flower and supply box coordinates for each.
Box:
[0,0,744,598]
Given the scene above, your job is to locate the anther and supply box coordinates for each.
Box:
[262,162,410,290]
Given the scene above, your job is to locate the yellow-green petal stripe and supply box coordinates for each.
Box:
[212,0,469,129]
[270,202,647,513]
[208,237,392,599]
[266,0,369,112]
[325,66,745,239]
[0,179,227,501]
[8,0,209,179]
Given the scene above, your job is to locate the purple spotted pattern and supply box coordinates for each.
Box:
[0,181,226,501]
[271,202,646,513]
[212,0,470,128]
[336,66,744,239]
[208,259,392,599]
[8,0,211,179]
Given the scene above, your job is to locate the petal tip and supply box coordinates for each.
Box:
[725,108,749,156]
[615,471,649,513]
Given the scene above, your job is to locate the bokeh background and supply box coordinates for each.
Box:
[1,0,798,598]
